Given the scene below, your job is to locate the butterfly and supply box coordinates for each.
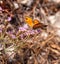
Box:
[24,16,47,29]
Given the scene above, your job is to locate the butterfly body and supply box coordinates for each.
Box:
[25,16,47,29]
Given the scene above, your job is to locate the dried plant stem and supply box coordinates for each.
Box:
[41,33,55,48]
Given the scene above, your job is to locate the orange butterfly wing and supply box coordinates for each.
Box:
[33,19,47,29]
[24,16,34,28]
